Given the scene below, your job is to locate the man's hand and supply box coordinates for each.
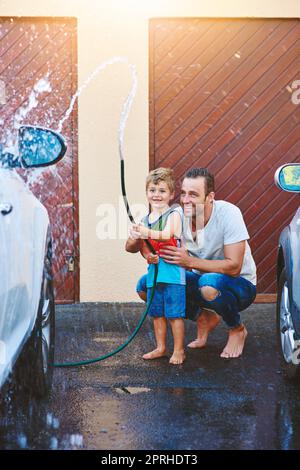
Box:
[147,253,159,264]
[160,241,246,276]
[160,246,192,269]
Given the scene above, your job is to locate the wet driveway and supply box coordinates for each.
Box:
[1,302,300,450]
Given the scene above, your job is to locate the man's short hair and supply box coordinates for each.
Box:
[184,167,215,196]
[146,167,175,193]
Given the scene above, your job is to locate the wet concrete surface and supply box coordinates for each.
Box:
[1,302,300,450]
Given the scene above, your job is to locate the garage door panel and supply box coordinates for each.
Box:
[0,23,60,76]
[226,132,300,217]
[247,184,300,238]
[251,205,299,257]
[1,34,72,127]
[150,18,300,294]
[0,17,79,303]
[155,21,215,86]
[246,165,300,227]
[249,206,293,253]
[156,27,300,170]
[156,20,269,124]
[5,29,70,89]
[154,22,186,60]
[168,61,299,188]
[172,102,295,189]
[219,118,300,208]
[211,96,298,185]
[259,271,277,292]
[219,115,300,195]
[155,20,235,100]
[0,24,34,65]
[155,20,295,146]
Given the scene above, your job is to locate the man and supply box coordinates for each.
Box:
[126,167,257,359]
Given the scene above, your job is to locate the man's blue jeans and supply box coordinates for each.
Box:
[136,272,256,328]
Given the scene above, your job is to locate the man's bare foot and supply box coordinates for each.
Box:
[142,348,167,360]
[220,324,248,358]
[188,310,221,349]
[169,350,186,365]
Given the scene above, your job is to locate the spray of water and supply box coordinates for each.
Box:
[14,78,52,130]
[1,56,137,189]
[1,77,52,156]
[57,56,137,162]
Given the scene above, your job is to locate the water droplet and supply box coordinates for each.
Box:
[50,437,58,449]
[17,433,27,449]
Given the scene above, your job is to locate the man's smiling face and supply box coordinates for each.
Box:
[180,176,211,219]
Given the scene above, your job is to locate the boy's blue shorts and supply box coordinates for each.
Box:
[136,276,185,319]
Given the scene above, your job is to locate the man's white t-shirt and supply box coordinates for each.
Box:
[182,200,257,286]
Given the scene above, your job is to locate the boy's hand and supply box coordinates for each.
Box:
[129,224,141,240]
[147,253,159,264]
[132,224,149,239]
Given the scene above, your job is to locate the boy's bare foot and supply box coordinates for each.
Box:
[220,324,248,358]
[169,350,186,365]
[142,348,167,360]
[188,310,221,349]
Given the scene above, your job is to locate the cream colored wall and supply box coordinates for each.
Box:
[1,1,299,301]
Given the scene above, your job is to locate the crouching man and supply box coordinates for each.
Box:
[127,168,257,359]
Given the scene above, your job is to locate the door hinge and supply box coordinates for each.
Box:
[66,254,75,272]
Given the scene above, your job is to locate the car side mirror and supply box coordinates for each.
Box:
[19,126,67,168]
[274,164,300,193]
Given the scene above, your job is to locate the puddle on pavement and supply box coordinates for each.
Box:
[0,395,84,450]
[115,387,151,395]
[93,337,120,343]
[2,375,300,450]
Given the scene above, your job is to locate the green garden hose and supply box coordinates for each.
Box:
[53,159,158,367]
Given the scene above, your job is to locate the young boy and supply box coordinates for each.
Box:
[127,168,186,365]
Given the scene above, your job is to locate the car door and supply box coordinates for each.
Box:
[290,207,300,324]
[0,168,49,388]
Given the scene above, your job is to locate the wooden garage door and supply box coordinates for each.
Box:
[0,17,79,303]
[150,18,300,297]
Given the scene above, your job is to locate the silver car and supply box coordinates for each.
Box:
[0,126,66,397]
[275,163,300,381]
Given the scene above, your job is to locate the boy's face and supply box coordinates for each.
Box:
[146,180,174,211]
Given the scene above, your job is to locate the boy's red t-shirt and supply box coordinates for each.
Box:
[148,237,178,255]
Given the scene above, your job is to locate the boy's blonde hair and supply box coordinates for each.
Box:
[146,167,175,193]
